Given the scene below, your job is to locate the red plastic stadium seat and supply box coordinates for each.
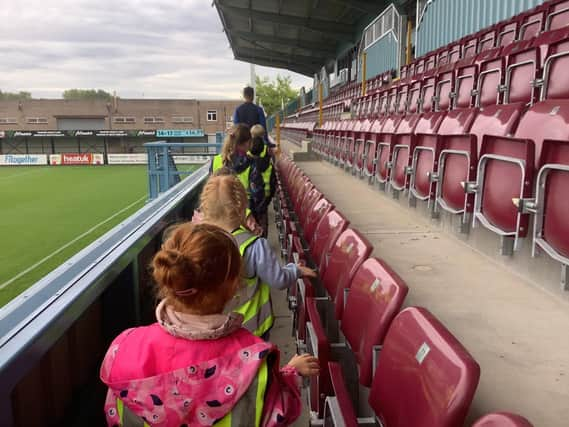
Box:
[321,228,373,320]
[472,412,534,427]
[306,257,407,417]
[519,10,545,40]
[475,47,504,107]
[498,21,519,46]
[546,0,569,32]
[409,109,474,206]
[435,103,525,221]
[375,115,404,186]
[462,36,479,59]
[524,139,569,274]
[327,307,480,427]
[369,307,480,427]
[502,40,539,105]
[388,114,422,193]
[536,27,569,100]
[478,29,498,52]
[323,362,359,427]
[341,257,408,386]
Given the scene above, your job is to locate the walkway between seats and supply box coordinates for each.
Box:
[281,141,569,426]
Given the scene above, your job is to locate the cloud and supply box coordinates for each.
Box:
[0,0,313,99]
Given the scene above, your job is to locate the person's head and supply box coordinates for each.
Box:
[243,86,254,102]
[250,136,265,157]
[199,174,248,230]
[152,223,242,315]
[221,124,252,164]
[250,124,265,139]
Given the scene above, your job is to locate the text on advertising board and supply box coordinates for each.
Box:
[156,129,204,137]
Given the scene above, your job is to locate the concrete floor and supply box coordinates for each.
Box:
[277,140,569,426]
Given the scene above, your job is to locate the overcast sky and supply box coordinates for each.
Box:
[0,0,313,99]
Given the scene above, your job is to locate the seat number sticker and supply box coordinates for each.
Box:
[416,342,431,364]
[370,278,381,292]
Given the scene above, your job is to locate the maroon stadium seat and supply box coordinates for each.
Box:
[306,257,407,417]
[472,412,534,427]
[545,0,569,32]
[388,114,422,194]
[519,10,545,40]
[498,21,519,47]
[375,115,404,187]
[536,27,569,100]
[323,362,359,427]
[502,40,539,105]
[434,103,525,226]
[326,307,480,427]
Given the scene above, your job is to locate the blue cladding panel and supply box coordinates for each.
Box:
[364,33,399,79]
[416,0,548,57]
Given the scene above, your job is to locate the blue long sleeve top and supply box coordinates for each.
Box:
[243,238,300,289]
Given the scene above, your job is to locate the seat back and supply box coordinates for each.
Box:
[369,307,480,427]
[341,257,408,387]
[536,139,569,259]
[476,47,504,107]
[322,228,373,320]
[472,412,534,427]
[514,99,569,169]
[312,210,349,276]
[304,198,334,247]
[546,0,569,32]
[538,27,569,100]
[299,188,323,230]
[503,40,539,105]
[519,11,544,40]
[498,21,518,47]
[478,29,497,52]
[476,135,535,236]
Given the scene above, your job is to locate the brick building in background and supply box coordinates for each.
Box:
[0,98,242,155]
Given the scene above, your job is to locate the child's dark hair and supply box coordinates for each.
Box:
[250,136,265,156]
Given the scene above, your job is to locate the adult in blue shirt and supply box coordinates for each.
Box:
[233,86,269,144]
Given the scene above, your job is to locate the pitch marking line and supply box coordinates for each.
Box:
[0,167,51,182]
[0,195,147,290]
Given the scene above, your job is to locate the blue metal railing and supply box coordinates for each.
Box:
[0,165,210,426]
[145,141,222,200]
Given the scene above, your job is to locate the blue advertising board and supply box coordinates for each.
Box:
[156,129,205,138]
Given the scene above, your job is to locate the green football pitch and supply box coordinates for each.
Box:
[0,165,199,307]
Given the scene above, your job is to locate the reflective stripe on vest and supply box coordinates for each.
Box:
[212,154,251,193]
[259,145,273,197]
[232,227,274,337]
[116,359,269,427]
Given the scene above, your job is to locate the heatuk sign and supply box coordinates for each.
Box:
[0,154,48,166]
[49,153,104,165]
[156,129,205,137]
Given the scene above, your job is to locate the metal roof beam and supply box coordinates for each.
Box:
[327,0,387,15]
[237,47,324,67]
[233,31,336,56]
[237,54,314,76]
[218,3,355,40]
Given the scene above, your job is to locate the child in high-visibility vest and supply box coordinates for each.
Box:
[211,124,265,222]
[199,174,316,340]
[100,222,319,427]
[249,124,276,238]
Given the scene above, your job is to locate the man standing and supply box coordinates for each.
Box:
[233,86,267,135]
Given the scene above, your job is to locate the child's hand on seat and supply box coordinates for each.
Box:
[298,265,317,279]
[245,214,263,236]
[287,354,320,377]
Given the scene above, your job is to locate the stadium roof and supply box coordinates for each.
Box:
[213,0,413,76]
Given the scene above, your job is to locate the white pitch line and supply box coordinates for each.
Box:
[0,195,147,290]
[0,167,50,182]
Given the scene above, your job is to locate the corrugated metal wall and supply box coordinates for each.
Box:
[416,0,548,57]
[363,34,399,79]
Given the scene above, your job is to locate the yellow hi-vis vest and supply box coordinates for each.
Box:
[115,359,269,427]
[212,154,250,193]
[258,145,273,198]
[232,227,274,337]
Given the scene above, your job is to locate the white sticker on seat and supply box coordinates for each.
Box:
[370,278,381,292]
[415,342,431,364]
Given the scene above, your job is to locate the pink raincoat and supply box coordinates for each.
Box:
[100,302,302,427]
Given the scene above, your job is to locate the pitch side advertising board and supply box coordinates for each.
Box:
[107,154,148,164]
[49,153,104,165]
[0,154,48,166]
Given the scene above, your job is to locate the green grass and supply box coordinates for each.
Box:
[0,164,200,307]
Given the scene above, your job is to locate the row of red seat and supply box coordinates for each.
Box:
[274,154,533,426]
[402,0,569,82]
